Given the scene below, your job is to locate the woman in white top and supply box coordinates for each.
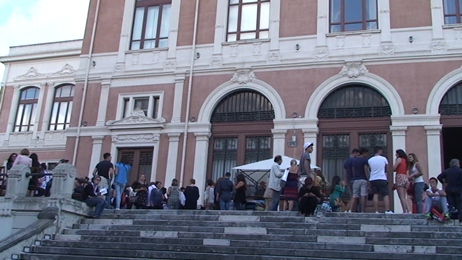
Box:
[204,179,215,210]
[408,153,425,214]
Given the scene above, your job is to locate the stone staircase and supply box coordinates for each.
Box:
[18,210,462,260]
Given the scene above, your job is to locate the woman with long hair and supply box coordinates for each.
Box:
[329,175,345,212]
[184,179,200,210]
[6,153,17,170]
[394,149,410,213]
[298,177,323,217]
[283,159,300,211]
[234,174,247,210]
[114,155,131,210]
[167,178,181,209]
[408,153,425,213]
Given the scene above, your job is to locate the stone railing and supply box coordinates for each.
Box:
[0,163,91,243]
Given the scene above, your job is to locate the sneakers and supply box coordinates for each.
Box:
[385,210,394,214]
[444,213,451,220]
[425,212,432,220]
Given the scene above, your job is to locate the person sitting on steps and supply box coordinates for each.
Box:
[83,176,108,218]
[425,177,450,220]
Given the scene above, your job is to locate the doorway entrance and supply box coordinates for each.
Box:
[118,148,153,184]
[442,127,462,169]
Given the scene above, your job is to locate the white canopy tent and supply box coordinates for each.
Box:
[232,156,320,188]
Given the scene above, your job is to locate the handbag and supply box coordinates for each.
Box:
[179,191,186,206]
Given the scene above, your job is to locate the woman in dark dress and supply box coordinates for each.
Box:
[132,174,148,209]
[234,174,247,210]
[184,179,200,210]
[284,159,300,211]
[298,177,323,216]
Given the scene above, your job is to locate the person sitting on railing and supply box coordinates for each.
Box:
[83,176,108,218]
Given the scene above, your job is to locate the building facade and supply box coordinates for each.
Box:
[1,0,462,211]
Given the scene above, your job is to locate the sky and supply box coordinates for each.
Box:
[0,0,90,83]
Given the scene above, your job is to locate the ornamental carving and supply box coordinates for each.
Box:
[209,56,223,67]
[164,60,176,70]
[431,40,447,53]
[267,52,281,63]
[112,134,160,143]
[339,63,368,78]
[106,109,166,129]
[314,47,328,60]
[231,70,256,84]
[380,44,395,56]
[50,64,76,76]
[15,67,45,80]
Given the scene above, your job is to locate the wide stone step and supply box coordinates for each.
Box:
[366,237,462,246]
[39,239,374,252]
[318,217,427,225]
[101,209,299,217]
[326,212,427,219]
[24,245,461,260]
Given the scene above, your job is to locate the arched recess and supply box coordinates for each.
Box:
[432,71,462,168]
[205,87,277,184]
[305,73,404,118]
[314,80,394,212]
[427,66,462,115]
[198,79,286,123]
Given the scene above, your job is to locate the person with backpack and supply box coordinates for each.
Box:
[167,179,181,209]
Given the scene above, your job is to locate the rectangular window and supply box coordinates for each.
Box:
[244,136,271,164]
[444,0,462,24]
[122,96,160,118]
[321,134,350,183]
[330,0,378,33]
[227,0,270,42]
[131,0,171,50]
[211,137,238,181]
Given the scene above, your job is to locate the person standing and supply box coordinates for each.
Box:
[393,149,410,213]
[348,148,370,213]
[408,153,425,213]
[437,159,462,225]
[368,146,393,214]
[167,179,181,210]
[344,148,359,212]
[204,179,215,210]
[13,148,32,167]
[184,179,200,210]
[284,159,300,211]
[300,142,314,178]
[149,181,163,209]
[92,153,114,206]
[218,172,234,210]
[6,153,17,170]
[113,155,131,210]
[269,155,283,211]
[234,174,247,210]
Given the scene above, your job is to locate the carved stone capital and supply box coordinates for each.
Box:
[339,62,368,78]
[231,70,257,84]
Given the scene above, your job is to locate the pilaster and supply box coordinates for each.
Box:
[88,136,105,177]
[165,133,181,185]
[192,132,211,207]
[272,129,286,158]
[425,125,443,179]
[172,75,185,123]
[96,81,111,126]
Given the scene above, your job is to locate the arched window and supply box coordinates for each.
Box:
[49,84,74,130]
[209,89,274,182]
[211,89,275,123]
[439,82,462,115]
[14,87,40,132]
[318,84,391,119]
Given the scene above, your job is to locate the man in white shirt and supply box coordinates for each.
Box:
[368,146,393,214]
[268,155,283,211]
[425,177,450,220]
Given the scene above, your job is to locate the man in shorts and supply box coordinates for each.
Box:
[348,147,369,212]
[368,146,393,214]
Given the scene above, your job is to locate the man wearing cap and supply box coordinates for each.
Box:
[300,142,314,178]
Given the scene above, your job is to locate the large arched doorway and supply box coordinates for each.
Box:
[317,84,392,211]
[207,89,275,182]
[439,81,462,168]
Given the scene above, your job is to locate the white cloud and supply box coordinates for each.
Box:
[0,0,89,83]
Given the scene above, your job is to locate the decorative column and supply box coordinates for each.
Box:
[96,81,111,126]
[40,83,55,137]
[4,85,21,143]
[172,75,185,123]
[390,126,407,213]
[316,0,329,47]
[302,128,319,167]
[378,0,391,42]
[49,163,77,200]
[425,125,443,179]
[430,0,444,40]
[164,133,181,185]
[272,129,286,158]
[167,0,181,58]
[192,132,211,207]
[117,0,136,63]
[269,0,281,51]
[213,0,228,55]
[88,136,104,177]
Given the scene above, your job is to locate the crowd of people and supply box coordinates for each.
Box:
[5,145,461,223]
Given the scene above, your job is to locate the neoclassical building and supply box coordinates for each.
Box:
[1,0,462,211]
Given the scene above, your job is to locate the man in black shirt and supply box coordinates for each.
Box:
[83,176,108,218]
[437,159,462,224]
[218,172,234,210]
[92,153,114,206]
